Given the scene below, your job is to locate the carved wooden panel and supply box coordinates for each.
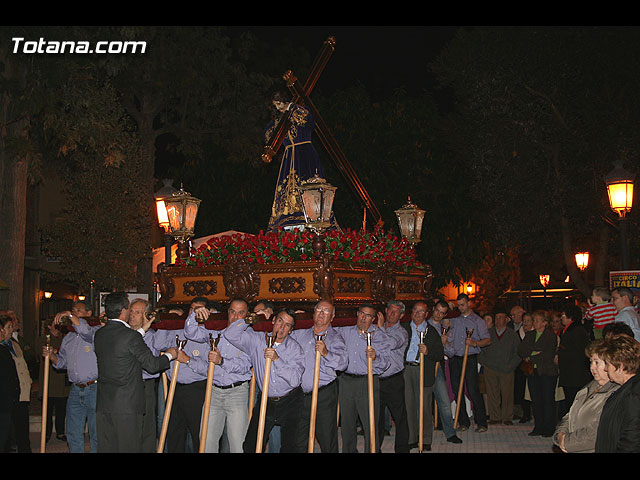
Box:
[398,280,421,294]
[337,276,366,293]
[183,280,218,297]
[268,277,306,294]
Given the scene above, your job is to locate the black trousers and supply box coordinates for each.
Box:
[378,371,409,452]
[141,378,158,453]
[296,380,339,453]
[96,412,144,453]
[166,380,206,453]
[449,354,487,428]
[244,386,303,453]
[338,373,380,453]
[9,401,31,453]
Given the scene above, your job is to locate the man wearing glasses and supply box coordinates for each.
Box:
[335,304,391,452]
[290,300,348,452]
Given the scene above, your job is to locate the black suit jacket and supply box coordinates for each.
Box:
[595,374,640,452]
[401,321,444,387]
[557,321,591,388]
[0,343,20,413]
[94,320,170,415]
[517,328,558,377]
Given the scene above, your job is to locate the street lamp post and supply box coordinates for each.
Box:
[162,186,202,262]
[539,274,550,304]
[155,179,178,265]
[575,252,589,272]
[605,163,635,270]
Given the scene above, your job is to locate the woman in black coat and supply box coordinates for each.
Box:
[595,334,640,452]
[557,305,592,410]
[517,310,558,437]
[0,313,20,452]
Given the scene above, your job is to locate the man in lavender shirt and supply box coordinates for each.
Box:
[225,307,304,452]
[443,293,490,433]
[42,302,103,453]
[335,304,391,452]
[149,316,210,453]
[290,300,348,452]
[183,298,253,453]
[376,300,411,452]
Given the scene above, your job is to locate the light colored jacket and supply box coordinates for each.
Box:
[553,379,619,452]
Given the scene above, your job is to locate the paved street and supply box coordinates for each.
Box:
[23,383,556,454]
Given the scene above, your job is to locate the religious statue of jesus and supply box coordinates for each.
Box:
[264,90,337,232]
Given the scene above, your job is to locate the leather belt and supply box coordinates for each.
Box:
[269,386,301,402]
[304,379,336,395]
[405,361,420,367]
[215,380,248,390]
[74,380,97,388]
[381,370,404,381]
[342,372,378,379]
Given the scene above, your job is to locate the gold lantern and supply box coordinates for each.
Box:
[395,197,425,245]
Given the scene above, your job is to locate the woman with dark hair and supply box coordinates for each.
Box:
[0,313,20,452]
[594,334,640,452]
[517,310,558,437]
[557,304,592,410]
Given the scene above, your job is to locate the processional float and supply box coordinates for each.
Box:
[151,36,435,454]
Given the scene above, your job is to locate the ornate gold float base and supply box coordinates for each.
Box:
[155,255,433,311]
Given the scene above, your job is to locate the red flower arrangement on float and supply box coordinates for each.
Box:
[176,224,423,272]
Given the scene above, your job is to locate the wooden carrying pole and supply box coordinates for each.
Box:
[157,337,187,453]
[162,372,168,401]
[248,368,256,421]
[199,334,220,453]
[307,333,325,453]
[454,329,474,429]
[40,335,51,453]
[256,333,276,453]
[366,332,376,453]
[418,331,425,454]
[433,362,440,429]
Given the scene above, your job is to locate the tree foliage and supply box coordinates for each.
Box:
[431,26,640,289]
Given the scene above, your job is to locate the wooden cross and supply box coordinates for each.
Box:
[262,37,382,226]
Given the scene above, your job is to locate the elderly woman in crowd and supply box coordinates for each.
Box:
[553,339,619,452]
[594,334,640,452]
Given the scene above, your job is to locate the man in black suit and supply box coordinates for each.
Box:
[94,291,188,453]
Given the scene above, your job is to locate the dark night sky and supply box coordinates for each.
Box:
[227,25,459,103]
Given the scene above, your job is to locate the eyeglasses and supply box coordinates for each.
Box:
[357,310,375,320]
[314,307,333,315]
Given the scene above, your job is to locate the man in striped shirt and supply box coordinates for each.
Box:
[584,287,617,339]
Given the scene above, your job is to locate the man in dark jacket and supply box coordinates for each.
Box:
[402,300,448,450]
[94,292,188,452]
[479,311,521,425]
[0,313,20,452]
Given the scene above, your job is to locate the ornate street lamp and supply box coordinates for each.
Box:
[539,274,550,288]
[539,274,550,303]
[605,163,635,269]
[575,252,589,271]
[155,179,178,265]
[299,174,337,257]
[163,185,202,261]
[395,197,425,246]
